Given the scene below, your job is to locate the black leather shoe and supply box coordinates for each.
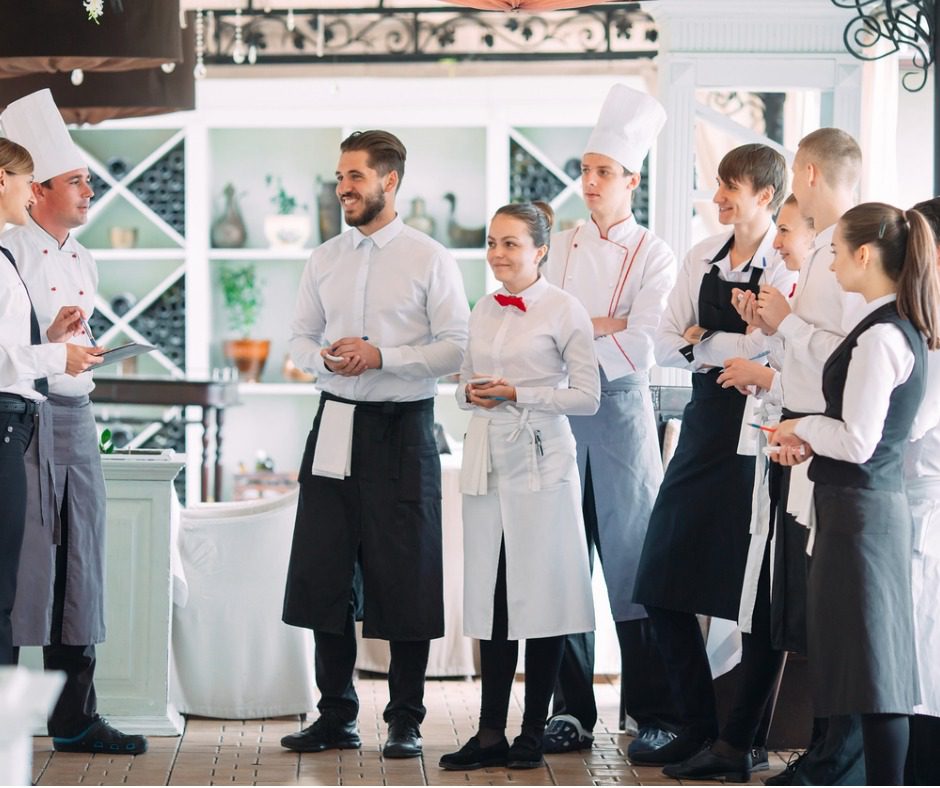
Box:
[383,715,422,759]
[750,745,769,772]
[52,718,148,755]
[439,735,509,770]
[629,732,710,766]
[662,745,752,782]
[627,726,677,758]
[507,732,544,769]
[280,714,361,753]
[765,750,807,785]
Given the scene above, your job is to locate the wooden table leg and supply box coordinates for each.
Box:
[201,408,210,503]
[214,406,225,503]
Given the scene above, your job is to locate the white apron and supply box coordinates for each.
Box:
[461,406,595,641]
[907,477,940,718]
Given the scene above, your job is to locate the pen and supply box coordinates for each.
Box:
[79,315,98,348]
[748,422,776,434]
[748,350,771,362]
[534,429,544,456]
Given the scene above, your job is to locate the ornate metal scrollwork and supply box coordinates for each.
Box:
[204,4,658,64]
[832,0,935,91]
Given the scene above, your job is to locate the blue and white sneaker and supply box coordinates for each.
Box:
[542,714,594,754]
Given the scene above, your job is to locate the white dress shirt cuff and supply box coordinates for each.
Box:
[378,346,402,371]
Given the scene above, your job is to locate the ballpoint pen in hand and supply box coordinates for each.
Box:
[79,315,98,348]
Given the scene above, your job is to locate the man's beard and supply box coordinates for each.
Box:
[342,187,385,228]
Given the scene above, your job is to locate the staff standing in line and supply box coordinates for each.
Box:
[772,202,938,787]
[542,84,681,757]
[721,129,867,787]
[0,138,99,668]
[282,130,469,760]
[440,201,599,771]
[1,90,141,754]
[631,143,796,777]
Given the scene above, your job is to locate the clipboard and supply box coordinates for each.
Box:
[95,342,156,367]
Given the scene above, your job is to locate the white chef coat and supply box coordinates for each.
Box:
[794,295,914,459]
[0,217,98,397]
[457,276,599,640]
[655,226,797,371]
[290,215,469,402]
[768,224,866,413]
[544,216,676,379]
[0,246,66,398]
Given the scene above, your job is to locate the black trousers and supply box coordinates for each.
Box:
[906,714,940,785]
[721,542,787,750]
[645,605,718,741]
[480,541,565,734]
[553,458,679,733]
[0,411,34,666]
[313,599,430,725]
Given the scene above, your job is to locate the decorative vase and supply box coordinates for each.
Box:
[263,214,311,250]
[223,339,271,383]
[404,196,436,239]
[317,179,342,242]
[211,183,247,249]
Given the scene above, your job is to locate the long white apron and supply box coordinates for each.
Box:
[461,407,595,641]
[907,477,940,718]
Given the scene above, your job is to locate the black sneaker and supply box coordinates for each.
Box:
[765,750,807,785]
[280,713,361,753]
[439,735,509,770]
[629,732,711,766]
[383,714,422,759]
[507,732,544,769]
[52,719,148,755]
[627,726,677,757]
[751,745,770,772]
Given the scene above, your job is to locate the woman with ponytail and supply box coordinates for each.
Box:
[771,202,939,785]
[441,201,599,771]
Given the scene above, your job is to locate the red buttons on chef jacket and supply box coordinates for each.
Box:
[42,249,48,254]
[79,290,85,295]
[51,287,56,291]
[72,254,77,259]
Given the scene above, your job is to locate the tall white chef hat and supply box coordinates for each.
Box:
[584,84,667,173]
[1,89,85,183]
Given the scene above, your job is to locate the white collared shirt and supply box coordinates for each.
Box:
[1,217,98,397]
[906,349,940,479]
[545,216,677,380]
[0,245,66,399]
[794,294,916,462]
[655,225,797,371]
[456,277,599,415]
[290,215,469,402]
[770,224,866,413]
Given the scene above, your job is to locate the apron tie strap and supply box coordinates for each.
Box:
[505,405,541,492]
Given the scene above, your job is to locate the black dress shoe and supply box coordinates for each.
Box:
[52,718,148,755]
[662,745,752,782]
[764,750,807,785]
[383,715,422,759]
[507,732,544,769]
[629,731,710,766]
[439,735,509,770]
[627,726,677,757]
[280,714,361,753]
[750,745,769,772]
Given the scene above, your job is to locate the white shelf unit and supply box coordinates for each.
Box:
[78,74,643,501]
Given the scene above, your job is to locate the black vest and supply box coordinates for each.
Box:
[809,301,926,491]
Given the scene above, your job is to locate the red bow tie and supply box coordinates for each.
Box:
[494,293,527,312]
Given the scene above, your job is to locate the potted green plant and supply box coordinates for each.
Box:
[220,263,270,382]
[263,175,311,250]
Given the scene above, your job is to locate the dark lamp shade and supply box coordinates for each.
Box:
[0,1,183,77]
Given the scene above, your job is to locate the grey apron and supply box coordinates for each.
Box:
[568,370,661,621]
[809,484,919,716]
[12,393,107,646]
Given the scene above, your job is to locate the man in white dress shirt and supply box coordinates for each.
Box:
[721,128,866,786]
[281,130,469,759]
[0,90,143,754]
[542,84,681,756]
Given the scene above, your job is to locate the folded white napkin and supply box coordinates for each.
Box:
[785,461,817,554]
[312,400,355,479]
[459,418,490,496]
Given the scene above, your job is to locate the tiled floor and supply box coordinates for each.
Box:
[31,676,792,786]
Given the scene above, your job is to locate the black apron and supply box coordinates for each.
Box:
[282,393,444,641]
[633,252,762,620]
